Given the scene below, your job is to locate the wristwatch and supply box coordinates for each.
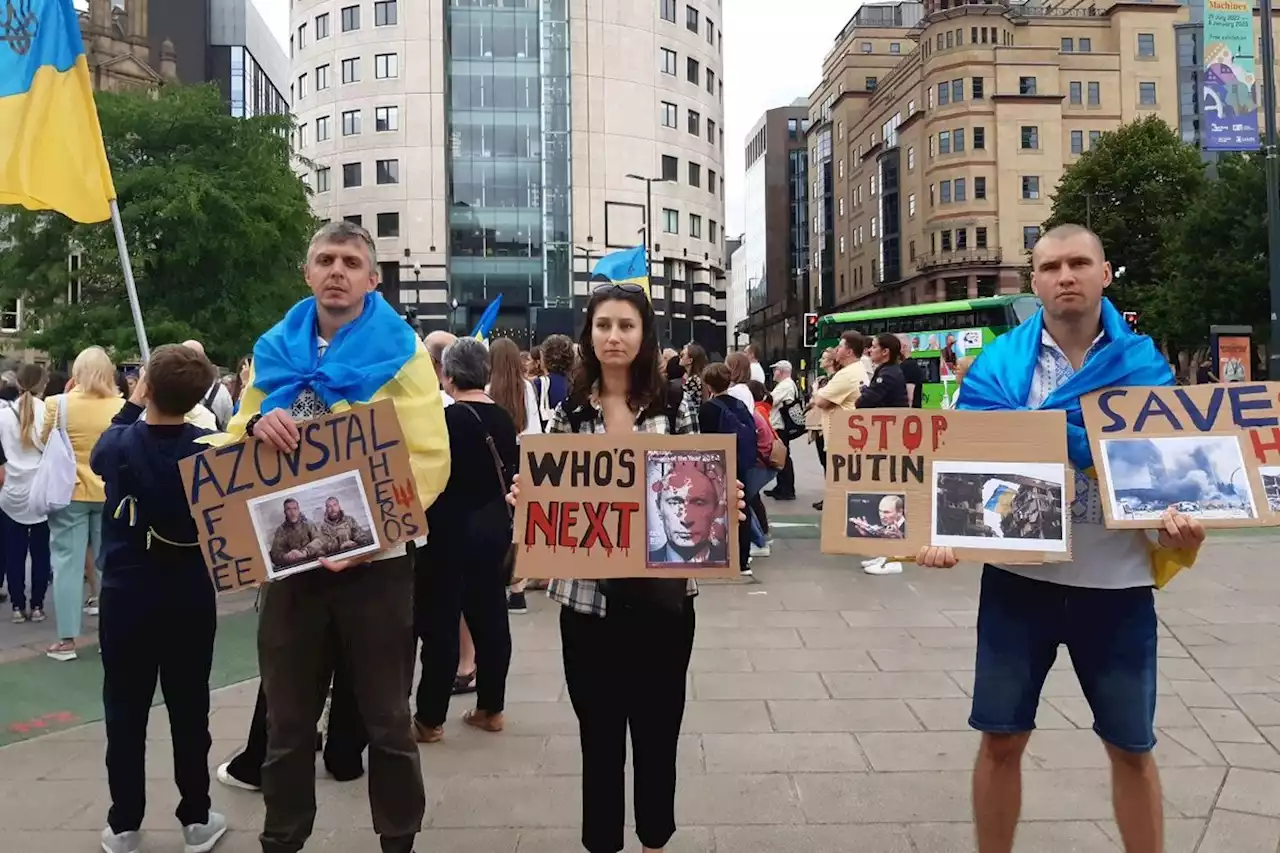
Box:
[245,413,262,437]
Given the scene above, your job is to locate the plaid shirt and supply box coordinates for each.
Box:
[546,393,700,617]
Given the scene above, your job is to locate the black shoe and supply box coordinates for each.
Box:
[324,756,366,782]
[813,500,824,511]
[764,488,779,498]
[771,492,797,501]
[315,731,324,752]
[507,592,528,614]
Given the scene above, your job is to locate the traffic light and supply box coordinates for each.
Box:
[803,312,819,348]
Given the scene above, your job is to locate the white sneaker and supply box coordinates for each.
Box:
[749,543,771,558]
[182,811,228,853]
[864,560,904,576]
[216,760,261,792]
[861,557,886,569]
[100,827,141,853]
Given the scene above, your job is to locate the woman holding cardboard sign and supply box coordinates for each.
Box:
[508,284,745,853]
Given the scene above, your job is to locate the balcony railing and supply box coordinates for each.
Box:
[913,248,1003,272]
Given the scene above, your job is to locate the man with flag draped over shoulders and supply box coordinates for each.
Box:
[918,224,1205,853]
[227,220,449,853]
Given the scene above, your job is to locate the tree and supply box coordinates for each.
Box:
[0,84,316,365]
[1150,154,1267,350]
[1042,115,1206,323]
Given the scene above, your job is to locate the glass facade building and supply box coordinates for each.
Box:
[226,45,289,118]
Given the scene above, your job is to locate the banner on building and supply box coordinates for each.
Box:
[1203,0,1260,151]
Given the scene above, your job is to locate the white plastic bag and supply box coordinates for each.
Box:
[29,396,77,516]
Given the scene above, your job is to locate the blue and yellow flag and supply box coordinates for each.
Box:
[0,0,116,223]
[470,293,503,340]
[591,245,649,296]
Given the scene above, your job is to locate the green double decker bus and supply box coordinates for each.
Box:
[812,295,1040,409]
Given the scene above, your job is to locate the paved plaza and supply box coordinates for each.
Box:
[4,454,1280,851]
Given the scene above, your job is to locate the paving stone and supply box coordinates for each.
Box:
[1205,667,1280,695]
[1097,818,1206,853]
[703,733,867,773]
[695,609,847,629]
[693,627,802,650]
[493,701,580,735]
[822,671,965,700]
[675,773,803,825]
[793,771,973,823]
[857,731,979,771]
[1169,679,1236,709]
[910,820,1121,852]
[1233,694,1280,727]
[516,826,712,853]
[867,647,977,672]
[686,648,754,673]
[714,824,914,853]
[692,672,828,701]
[1191,708,1266,744]
[746,648,878,672]
[797,626,922,649]
[906,627,979,648]
[680,700,774,733]
[1160,727,1227,766]
[839,609,956,628]
[1159,766,1229,818]
[942,609,978,628]
[430,775,581,828]
[1157,657,1210,681]
[1217,742,1280,771]
[767,699,921,733]
[1216,767,1280,817]
[1188,606,1280,625]
[1197,810,1280,853]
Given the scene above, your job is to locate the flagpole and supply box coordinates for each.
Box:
[108,199,151,362]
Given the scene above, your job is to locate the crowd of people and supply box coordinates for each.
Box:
[0,219,1210,853]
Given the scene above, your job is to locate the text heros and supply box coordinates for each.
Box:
[513,432,739,580]
[179,400,428,592]
[1082,382,1280,529]
[819,408,1073,565]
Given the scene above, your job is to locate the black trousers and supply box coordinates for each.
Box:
[226,653,367,787]
[100,581,217,834]
[561,599,696,853]
[414,529,512,727]
[774,435,796,497]
[816,433,827,472]
[258,556,422,853]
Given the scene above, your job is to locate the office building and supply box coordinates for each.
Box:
[290,0,728,347]
[806,0,1191,311]
[736,100,810,367]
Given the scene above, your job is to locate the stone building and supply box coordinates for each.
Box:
[79,0,176,92]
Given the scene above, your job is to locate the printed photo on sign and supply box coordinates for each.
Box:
[1260,467,1280,512]
[846,493,907,539]
[247,470,382,580]
[645,449,731,570]
[1099,435,1256,522]
[932,461,1068,553]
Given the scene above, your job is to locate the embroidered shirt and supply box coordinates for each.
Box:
[546,394,700,617]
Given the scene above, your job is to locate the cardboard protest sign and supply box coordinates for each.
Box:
[180,400,427,593]
[513,433,739,579]
[820,409,1072,564]
[1082,382,1280,529]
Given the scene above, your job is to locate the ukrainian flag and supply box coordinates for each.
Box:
[591,245,650,296]
[470,293,503,340]
[0,0,116,223]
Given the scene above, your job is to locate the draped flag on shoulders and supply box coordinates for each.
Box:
[0,0,116,223]
[470,293,503,341]
[592,245,650,296]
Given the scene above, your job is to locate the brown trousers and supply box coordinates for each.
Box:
[257,555,423,853]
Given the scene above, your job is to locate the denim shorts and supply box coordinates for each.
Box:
[969,565,1158,753]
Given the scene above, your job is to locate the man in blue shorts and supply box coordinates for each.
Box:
[918,224,1205,853]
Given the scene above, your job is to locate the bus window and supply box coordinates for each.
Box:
[907,356,942,384]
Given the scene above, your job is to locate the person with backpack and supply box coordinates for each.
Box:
[766,360,803,501]
[700,363,764,578]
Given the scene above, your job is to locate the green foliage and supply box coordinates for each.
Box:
[0,84,316,365]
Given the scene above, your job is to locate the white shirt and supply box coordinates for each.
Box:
[206,382,234,429]
[727,383,755,413]
[484,380,542,436]
[749,361,766,384]
[770,378,798,430]
[0,399,46,524]
[994,329,1153,589]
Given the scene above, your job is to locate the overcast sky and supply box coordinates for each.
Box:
[256,0,856,237]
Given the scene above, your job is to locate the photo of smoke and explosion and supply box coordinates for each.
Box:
[1100,436,1256,521]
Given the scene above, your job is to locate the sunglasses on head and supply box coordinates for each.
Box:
[592,282,646,295]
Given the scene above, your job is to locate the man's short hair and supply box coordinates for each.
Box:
[1037,223,1105,259]
[147,344,216,417]
[840,330,866,357]
[424,331,457,366]
[308,220,376,270]
[702,362,731,394]
[283,498,299,508]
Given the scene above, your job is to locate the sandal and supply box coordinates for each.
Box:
[463,709,504,733]
[46,641,77,662]
[412,719,443,744]
[451,670,477,695]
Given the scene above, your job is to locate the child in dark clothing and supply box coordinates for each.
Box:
[92,344,227,853]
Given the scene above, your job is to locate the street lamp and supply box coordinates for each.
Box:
[625,173,668,281]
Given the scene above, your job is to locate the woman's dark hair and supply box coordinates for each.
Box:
[726,352,752,385]
[43,369,67,397]
[666,356,685,382]
[540,334,574,375]
[684,343,708,377]
[702,362,731,395]
[747,379,768,403]
[114,370,130,399]
[569,286,666,413]
[489,338,528,429]
[875,333,903,365]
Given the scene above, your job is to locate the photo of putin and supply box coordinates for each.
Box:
[645,452,730,568]
[846,493,907,539]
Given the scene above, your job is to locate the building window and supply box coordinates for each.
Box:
[907,146,915,169]
[316,114,332,141]
[890,42,901,54]
[709,219,718,243]
[1138,33,1155,58]
[316,64,330,90]
[686,5,698,33]
[840,235,846,254]
[341,4,359,31]
[297,23,306,50]
[660,0,676,21]
[708,168,716,193]
[976,226,988,249]
[1088,81,1101,106]
[940,180,952,204]
[866,77,878,91]
[375,54,398,79]
[1023,225,1041,250]
[687,57,699,83]
[838,159,844,178]
[941,230,952,252]
[1061,37,1073,52]
[955,177,966,202]
[707,118,716,143]
[972,76,984,99]
[838,197,845,217]
[1090,129,1102,147]
[687,109,701,135]
[706,68,715,95]
[1020,126,1038,150]
[297,122,309,148]
[938,82,949,105]
[929,183,935,206]
[688,162,700,187]
[316,166,331,192]
[975,176,986,199]
[344,214,362,226]
[661,102,677,128]
[375,105,399,131]
[376,159,399,184]
[957,228,968,250]
[689,213,702,238]
[297,73,308,99]
[1071,130,1083,154]
[0,300,19,333]
[343,162,362,188]
[951,78,963,102]
[907,193,916,217]
[1019,76,1037,95]
[661,47,677,75]
[341,57,359,83]
[377,212,400,238]
[375,0,397,26]
[1069,81,1081,105]
[954,127,965,152]
[662,208,678,233]
[946,30,953,49]
[706,17,714,43]
[1079,37,1092,52]
[974,126,985,149]
[1022,175,1040,200]
[315,12,330,39]
[342,109,361,135]
[661,155,678,182]
[1139,81,1157,106]
[939,130,951,154]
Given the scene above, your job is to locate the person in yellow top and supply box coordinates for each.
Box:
[813,330,870,415]
[42,346,123,661]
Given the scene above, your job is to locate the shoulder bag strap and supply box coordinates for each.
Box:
[58,395,68,434]
[457,403,513,518]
